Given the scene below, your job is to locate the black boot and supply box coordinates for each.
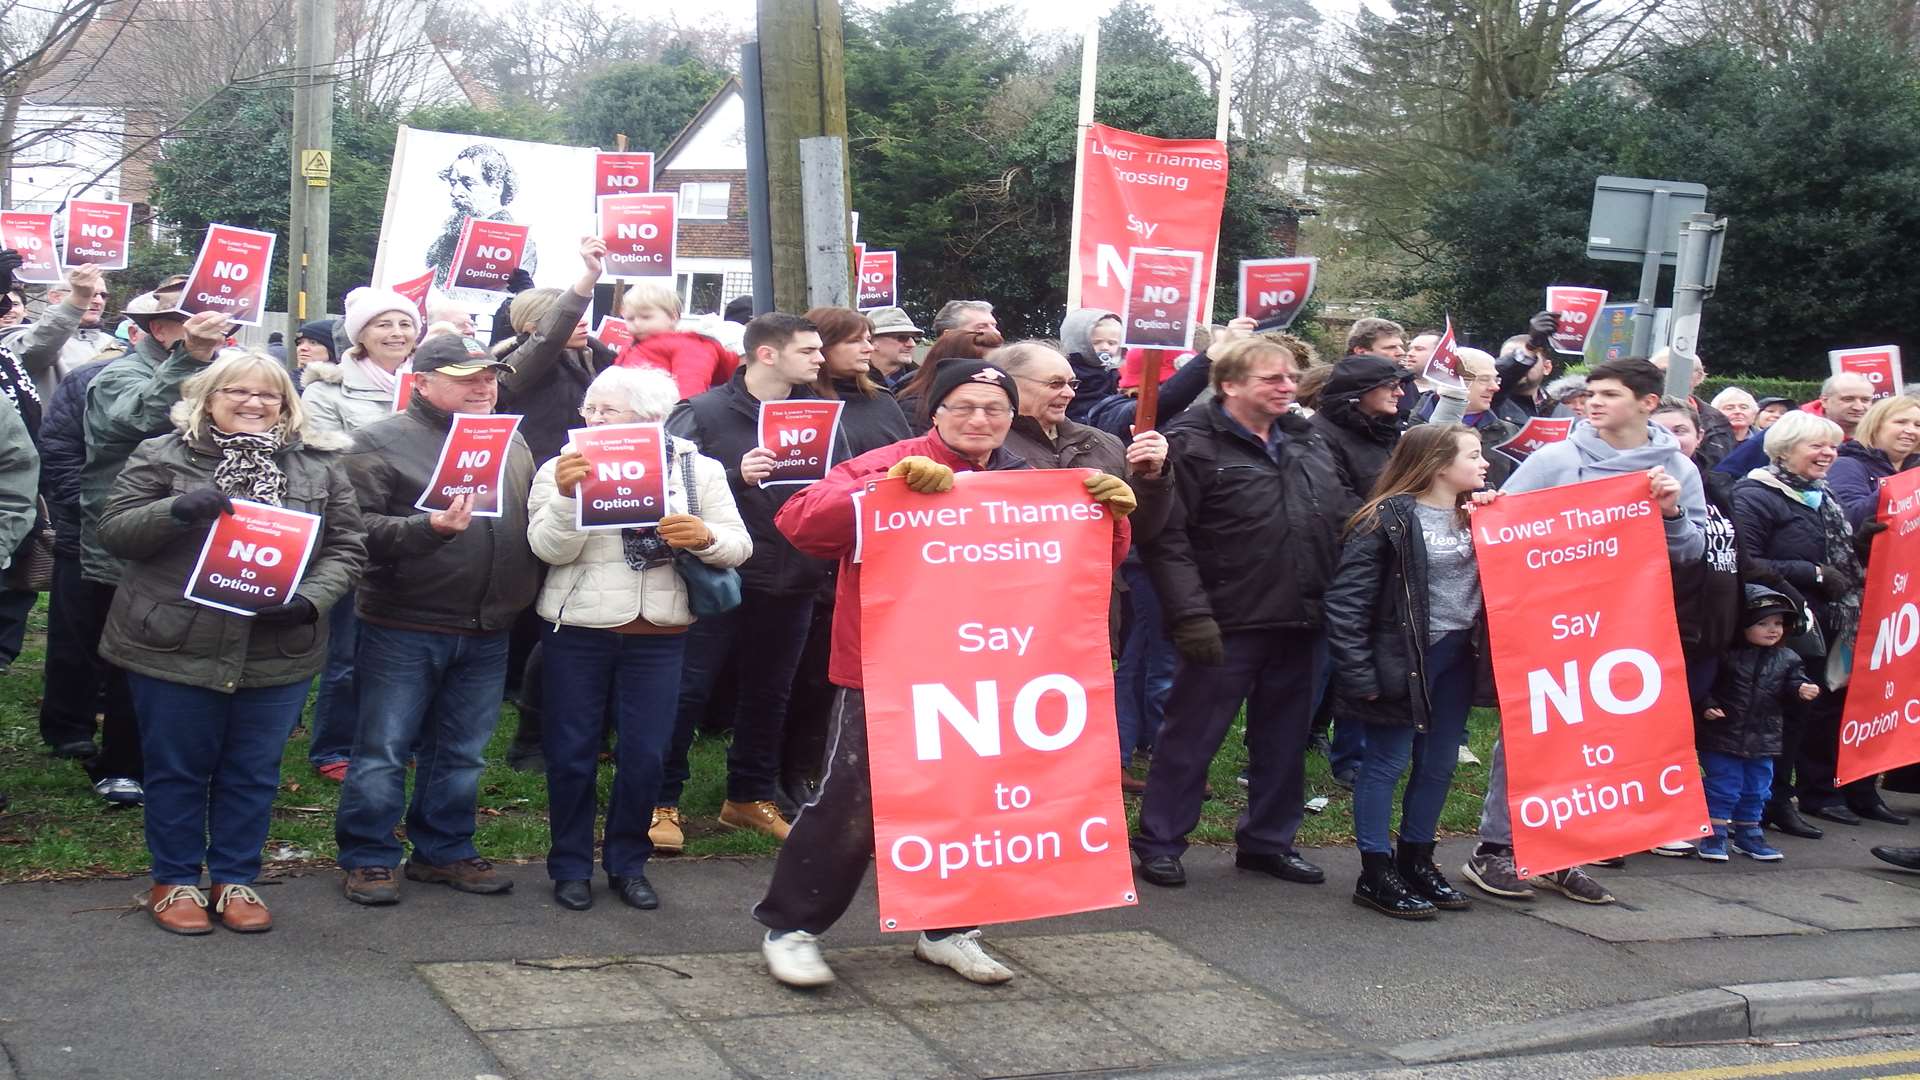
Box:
[1353,851,1436,920]
[1396,841,1472,910]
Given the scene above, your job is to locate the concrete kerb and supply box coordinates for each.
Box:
[1380,973,1920,1066]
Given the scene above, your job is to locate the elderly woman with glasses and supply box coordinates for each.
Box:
[97,351,367,935]
[527,365,752,912]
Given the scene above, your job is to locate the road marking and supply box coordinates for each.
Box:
[1612,1050,1920,1079]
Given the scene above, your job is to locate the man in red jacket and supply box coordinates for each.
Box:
[753,359,1136,989]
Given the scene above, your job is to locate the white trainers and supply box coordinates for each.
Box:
[92,777,144,806]
[1457,745,1481,765]
[914,930,1014,985]
[763,930,835,988]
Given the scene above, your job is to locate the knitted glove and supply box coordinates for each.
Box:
[1083,472,1137,518]
[1170,616,1225,666]
[887,455,955,493]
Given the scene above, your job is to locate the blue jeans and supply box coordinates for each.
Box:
[1353,630,1473,854]
[127,673,306,885]
[306,591,359,767]
[1702,749,1772,823]
[541,625,684,879]
[335,623,509,868]
[1115,560,1176,768]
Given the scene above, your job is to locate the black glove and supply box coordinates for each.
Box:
[1817,564,1854,599]
[0,248,19,315]
[1170,615,1226,667]
[170,487,234,524]
[1857,518,1889,545]
[251,596,317,625]
[1527,310,1559,352]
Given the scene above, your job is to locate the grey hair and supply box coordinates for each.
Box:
[1821,372,1874,398]
[931,300,994,337]
[987,340,1066,379]
[583,365,679,423]
[1762,409,1844,463]
[1709,386,1757,410]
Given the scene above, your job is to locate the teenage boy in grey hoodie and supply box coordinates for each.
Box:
[1461,356,1707,905]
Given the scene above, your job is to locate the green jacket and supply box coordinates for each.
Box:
[344,397,539,633]
[97,427,367,692]
[79,335,206,584]
[0,392,39,566]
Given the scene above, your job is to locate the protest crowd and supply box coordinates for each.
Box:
[1,219,1917,994]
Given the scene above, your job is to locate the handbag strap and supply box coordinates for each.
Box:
[676,438,700,517]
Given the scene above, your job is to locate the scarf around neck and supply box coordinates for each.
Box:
[210,427,288,507]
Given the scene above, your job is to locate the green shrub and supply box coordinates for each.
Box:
[1700,376,1824,404]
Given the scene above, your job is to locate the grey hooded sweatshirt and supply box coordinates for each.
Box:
[1500,420,1707,563]
[1059,307,1120,422]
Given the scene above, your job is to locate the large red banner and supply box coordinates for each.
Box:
[449,219,531,296]
[1476,473,1710,876]
[1839,468,1920,783]
[857,469,1136,931]
[63,199,132,269]
[757,400,842,487]
[184,501,322,616]
[1074,123,1228,317]
[594,151,654,197]
[178,224,277,326]
[0,212,60,283]
[1545,286,1608,357]
[570,422,670,529]
[1831,346,1904,400]
[1238,257,1315,329]
[414,413,522,517]
[598,193,675,280]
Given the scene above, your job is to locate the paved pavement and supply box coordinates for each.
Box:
[7,802,1920,1079]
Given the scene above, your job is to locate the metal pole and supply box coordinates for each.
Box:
[1629,188,1667,358]
[1664,212,1724,399]
[741,41,774,315]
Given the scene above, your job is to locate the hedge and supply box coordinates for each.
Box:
[1699,376,1825,404]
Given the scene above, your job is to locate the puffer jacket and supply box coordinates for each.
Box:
[528,435,752,628]
[1144,401,1345,634]
[300,354,403,436]
[1827,439,1917,528]
[613,331,739,401]
[774,431,1132,689]
[39,355,112,558]
[499,287,615,465]
[1003,414,1172,543]
[1322,495,1492,730]
[1079,352,1214,443]
[1310,354,1406,511]
[344,397,539,633]
[1731,469,1838,608]
[666,368,854,598]
[1672,468,1807,657]
[96,424,367,692]
[80,334,206,584]
[1699,592,1813,758]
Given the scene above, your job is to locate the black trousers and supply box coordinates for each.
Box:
[673,591,814,804]
[754,688,873,934]
[68,573,142,780]
[781,598,839,795]
[38,554,101,747]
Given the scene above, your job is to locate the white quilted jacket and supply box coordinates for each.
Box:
[528,439,752,629]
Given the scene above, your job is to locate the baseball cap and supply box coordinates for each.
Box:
[413,334,511,376]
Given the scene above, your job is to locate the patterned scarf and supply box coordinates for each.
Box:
[1770,462,1864,684]
[210,427,288,507]
[618,437,681,571]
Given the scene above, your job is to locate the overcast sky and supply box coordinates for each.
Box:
[687,0,1381,42]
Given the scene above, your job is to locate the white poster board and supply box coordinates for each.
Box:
[372,127,601,307]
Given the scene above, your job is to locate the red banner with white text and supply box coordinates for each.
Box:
[1074,123,1228,317]
[857,469,1136,931]
[1839,469,1920,783]
[1476,473,1710,876]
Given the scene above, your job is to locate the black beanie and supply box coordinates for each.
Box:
[929,360,1017,413]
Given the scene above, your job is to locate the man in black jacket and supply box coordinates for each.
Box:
[664,313,845,843]
[1134,333,1347,889]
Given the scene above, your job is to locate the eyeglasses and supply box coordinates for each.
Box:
[1244,373,1298,387]
[215,388,283,405]
[937,403,1011,420]
[1016,375,1081,392]
[580,405,639,420]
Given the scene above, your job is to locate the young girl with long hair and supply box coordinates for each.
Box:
[1321,423,1492,920]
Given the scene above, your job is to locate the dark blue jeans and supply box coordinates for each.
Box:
[1115,560,1176,769]
[335,623,509,869]
[1702,749,1772,823]
[306,591,359,767]
[541,625,685,880]
[127,673,306,885]
[667,591,815,804]
[1352,630,1473,854]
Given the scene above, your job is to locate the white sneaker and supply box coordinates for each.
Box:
[1650,840,1695,857]
[914,930,1013,985]
[92,777,143,806]
[1457,745,1481,765]
[763,930,835,988]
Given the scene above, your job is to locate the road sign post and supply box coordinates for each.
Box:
[1586,176,1709,358]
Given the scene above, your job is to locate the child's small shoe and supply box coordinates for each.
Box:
[1731,823,1783,862]
[1696,828,1730,862]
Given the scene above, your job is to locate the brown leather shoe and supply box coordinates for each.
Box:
[403,856,513,895]
[343,866,400,906]
[209,884,273,932]
[719,799,792,840]
[148,884,214,935]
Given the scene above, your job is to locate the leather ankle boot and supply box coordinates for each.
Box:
[1397,841,1472,910]
[1353,851,1436,920]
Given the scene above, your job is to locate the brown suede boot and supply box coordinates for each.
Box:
[209,884,273,932]
[148,884,214,936]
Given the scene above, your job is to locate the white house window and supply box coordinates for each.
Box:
[678,182,730,219]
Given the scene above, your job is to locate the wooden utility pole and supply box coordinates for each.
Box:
[286,0,335,346]
[756,0,852,313]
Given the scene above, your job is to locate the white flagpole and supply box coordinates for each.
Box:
[1201,47,1232,328]
[1064,22,1099,311]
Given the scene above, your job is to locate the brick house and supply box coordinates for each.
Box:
[652,78,753,316]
